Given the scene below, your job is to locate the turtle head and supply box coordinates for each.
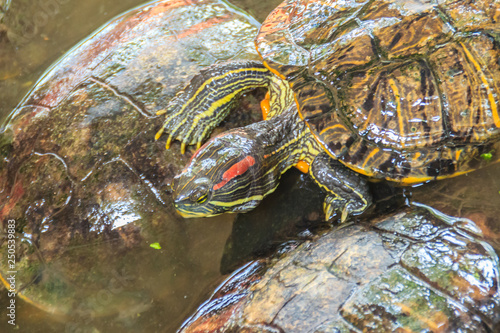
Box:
[173,131,271,218]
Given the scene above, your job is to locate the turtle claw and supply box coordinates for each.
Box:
[181,142,187,155]
[154,64,249,153]
[323,202,335,222]
[323,195,347,222]
[155,127,164,141]
[340,205,349,223]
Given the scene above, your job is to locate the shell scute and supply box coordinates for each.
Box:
[374,11,453,59]
[311,32,377,79]
[437,0,500,31]
[431,36,500,142]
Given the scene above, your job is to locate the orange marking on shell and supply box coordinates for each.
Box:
[0,180,25,221]
[148,0,194,16]
[262,60,287,81]
[294,160,309,173]
[261,91,271,120]
[177,15,230,39]
[213,155,255,191]
[294,94,305,120]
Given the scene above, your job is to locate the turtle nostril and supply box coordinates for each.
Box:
[173,192,188,205]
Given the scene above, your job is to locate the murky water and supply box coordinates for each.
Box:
[0,1,499,333]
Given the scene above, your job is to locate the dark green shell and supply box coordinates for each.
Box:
[257,0,500,183]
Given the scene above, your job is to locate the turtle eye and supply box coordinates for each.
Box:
[189,186,209,204]
[196,193,208,204]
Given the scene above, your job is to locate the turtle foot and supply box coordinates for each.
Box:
[155,61,272,154]
[155,89,217,154]
[323,196,349,222]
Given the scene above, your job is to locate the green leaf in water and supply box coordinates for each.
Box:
[481,152,493,161]
[150,242,161,250]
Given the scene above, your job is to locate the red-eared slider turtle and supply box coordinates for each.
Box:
[179,204,500,332]
[156,0,500,221]
[0,0,263,331]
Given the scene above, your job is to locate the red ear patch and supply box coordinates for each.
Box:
[213,156,256,191]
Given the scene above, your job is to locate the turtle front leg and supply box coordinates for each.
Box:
[155,61,272,154]
[309,153,372,222]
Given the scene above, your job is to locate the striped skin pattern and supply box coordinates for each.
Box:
[156,60,369,219]
[257,0,500,183]
[156,62,272,154]
[154,60,310,217]
[173,103,327,218]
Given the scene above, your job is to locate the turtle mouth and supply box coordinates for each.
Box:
[174,207,211,218]
[174,206,222,218]
[173,197,221,218]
